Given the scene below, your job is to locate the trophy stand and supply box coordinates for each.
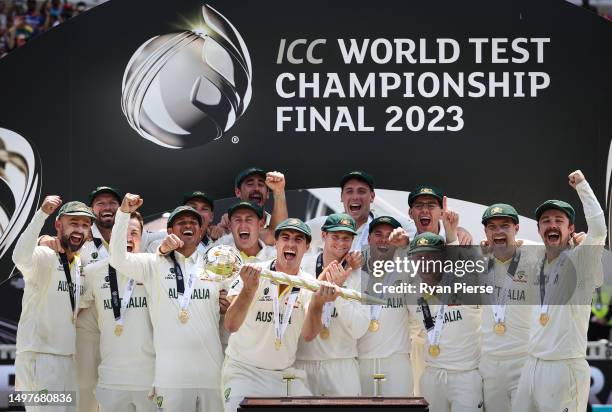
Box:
[373,373,386,397]
[282,374,296,397]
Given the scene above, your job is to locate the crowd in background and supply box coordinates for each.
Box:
[0,0,90,58]
[0,0,611,59]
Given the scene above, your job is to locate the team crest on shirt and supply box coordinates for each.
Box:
[91,252,98,259]
[264,287,269,295]
[169,267,175,274]
[224,387,231,402]
[513,271,527,282]
[155,395,163,408]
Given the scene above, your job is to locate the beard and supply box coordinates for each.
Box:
[96,216,114,229]
[60,232,85,252]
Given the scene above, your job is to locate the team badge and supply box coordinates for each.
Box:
[92,252,98,259]
[155,395,163,408]
[490,207,503,214]
[224,387,231,402]
[417,237,429,246]
[420,188,433,194]
[264,287,269,295]
[340,219,351,226]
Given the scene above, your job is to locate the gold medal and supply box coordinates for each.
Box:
[428,344,441,357]
[275,338,282,350]
[320,327,330,339]
[369,319,380,332]
[179,310,189,324]
[494,322,506,335]
[539,313,549,326]
[114,324,123,336]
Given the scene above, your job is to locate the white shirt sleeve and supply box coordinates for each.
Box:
[576,180,606,245]
[12,209,51,277]
[109,210,156,283]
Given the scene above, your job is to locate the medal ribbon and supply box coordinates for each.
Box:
[170,252,200,312]
[486,249,521,325]
[59,253,81,320]
[418,297,446,349]
[271,260,299,346]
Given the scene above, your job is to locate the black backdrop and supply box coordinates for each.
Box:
[0,0,611,323]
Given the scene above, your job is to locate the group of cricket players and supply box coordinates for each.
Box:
[11,166,605,412]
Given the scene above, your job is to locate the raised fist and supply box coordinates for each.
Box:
[120,193,143,213]
[41,195,62,215]
[265,171,286,194]
[568,170,585,189]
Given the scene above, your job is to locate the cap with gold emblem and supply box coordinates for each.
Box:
[535,200,576,224]
[321,213,357,235]
[57,201,96,221]
[166,205,203,228]
[408,185,444,207]
[408,232,446,255]
[274,218,312,242]
[369,216,402,233]
[481,203,519,225]
[227,201,264,219]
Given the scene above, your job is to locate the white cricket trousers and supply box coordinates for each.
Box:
[221,356,311,412]
[294,357,361,396]
[421,366,484,412]
[513,356,590,412]
[15,352,77,412]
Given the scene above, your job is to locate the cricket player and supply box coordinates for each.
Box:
[514,170,606,412]
[218,201,277,352]
[415,208,484,412]
[109,194,224,412]
[80,211,155,411]
[306,171,417,252]
[392,186,474,395]
[357,216,414,396]
[147,190,218,253]
[77,186,121,412]
[214,168,288,244]
[295,213,370,396]
[478,204,536,412]
[13,197,95,412]
[37,186,122,412]
[222,218,341,412]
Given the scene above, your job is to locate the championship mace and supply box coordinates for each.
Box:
[203,245,386,305]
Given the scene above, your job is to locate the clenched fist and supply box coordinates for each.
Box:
[41,195,62,215]
[568,170,585,189]
[158,234,184,255]
[120,193,143,213]
[389,227,410,248]
[265,171,286,194]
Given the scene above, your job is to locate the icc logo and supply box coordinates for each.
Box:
[121,4,252,149]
